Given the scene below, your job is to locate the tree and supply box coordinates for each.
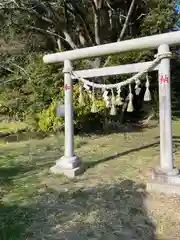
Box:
[0,0,177,69]
[0,0,178,129]
[0,1,147,53]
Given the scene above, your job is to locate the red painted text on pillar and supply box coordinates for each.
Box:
[64,84,71,90]
[160,75,168,84]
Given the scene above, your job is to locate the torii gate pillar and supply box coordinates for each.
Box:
[147,44,180,195]
[50,60,84,178]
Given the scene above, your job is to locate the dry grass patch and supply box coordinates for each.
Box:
[1,120,180,239]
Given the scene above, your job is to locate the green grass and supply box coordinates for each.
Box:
[0,121,28,135]
[1,120,180,239]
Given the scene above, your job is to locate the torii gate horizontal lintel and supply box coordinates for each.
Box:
[43,31,180,63]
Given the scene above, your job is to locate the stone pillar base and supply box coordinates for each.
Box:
[147,168,180,195]
[50,156,84,178]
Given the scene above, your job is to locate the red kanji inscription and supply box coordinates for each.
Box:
[159,75,168,84]
[64,84,71,90]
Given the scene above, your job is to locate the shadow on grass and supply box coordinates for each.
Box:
[76,122,158,136]
[0,204,36,240]
[0,145,62,189]
[0,131,47,143]
[0,180,156,240]
[86,141,160,169]
[0,165,34,186]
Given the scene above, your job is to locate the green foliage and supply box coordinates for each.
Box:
[0,0,179,133]
[0,54,63,121]
[0,121,28,135]
[37,84,107,133]
[108,50,154,66]
[37,100,62,132]
[141,0,176,35]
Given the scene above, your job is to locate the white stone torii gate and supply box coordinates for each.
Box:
[43,31,180,194]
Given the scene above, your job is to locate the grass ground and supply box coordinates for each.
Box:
[0,120,28,135]
[1,120,180,239]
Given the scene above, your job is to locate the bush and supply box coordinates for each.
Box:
[1,52,165,133]
[37,100,62,132]
[0,54,63,121]
[37,84,113,133]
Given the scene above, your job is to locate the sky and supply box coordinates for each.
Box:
[176,1,180,12]
[176,2,180,29]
